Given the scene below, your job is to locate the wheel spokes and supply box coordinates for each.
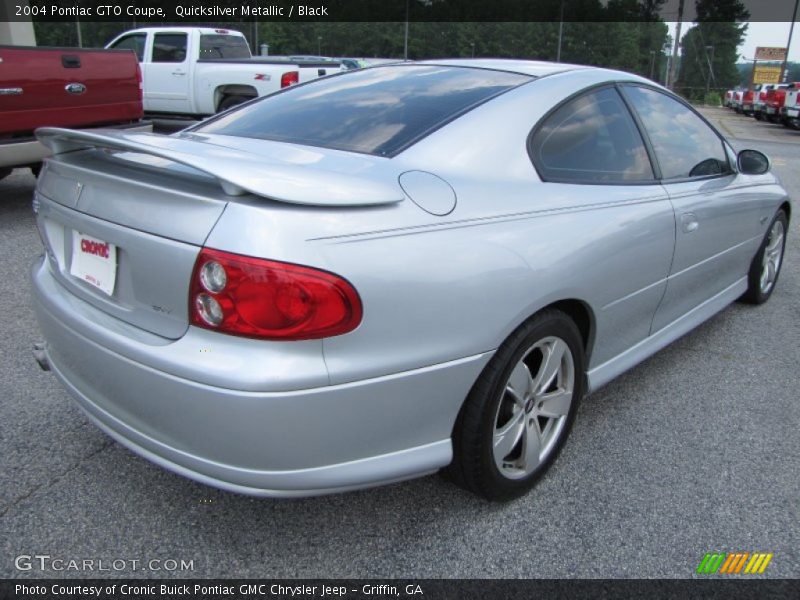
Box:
[533,338,567,393]
[506,360,534,406]
[521,417,542,472]
[493,411,525,463]
[536,389,572,418]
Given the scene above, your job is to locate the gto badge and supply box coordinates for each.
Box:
[65,83,86,95]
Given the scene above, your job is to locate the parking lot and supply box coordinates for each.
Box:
[1,109,798,579]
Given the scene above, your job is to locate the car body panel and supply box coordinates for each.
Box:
[30,62,791,496]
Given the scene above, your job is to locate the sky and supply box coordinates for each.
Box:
[667,21,800,63]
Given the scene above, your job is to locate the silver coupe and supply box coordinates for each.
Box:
[31,60,790,500]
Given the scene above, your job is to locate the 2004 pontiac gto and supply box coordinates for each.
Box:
[30,60,790,500]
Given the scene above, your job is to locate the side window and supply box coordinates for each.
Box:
[109,34,146,62]
[623,86,730,180]
[152,34,188,63]
[529,87,654,184]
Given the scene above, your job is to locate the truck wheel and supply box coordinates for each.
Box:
[0,168,11,181]
[30,164,41,178]
[217,95,252,113]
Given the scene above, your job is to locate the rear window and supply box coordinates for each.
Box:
[200,35,250,59]
[194,65,532,156]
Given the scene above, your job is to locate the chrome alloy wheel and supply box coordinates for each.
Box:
[760,219,785,295]
[492,336,575,479]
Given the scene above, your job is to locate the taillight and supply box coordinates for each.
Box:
[189,248,362,340]
[760,91,766,101]
[280,71,299,88]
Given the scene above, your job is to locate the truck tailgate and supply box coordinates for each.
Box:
[0,47,143,136]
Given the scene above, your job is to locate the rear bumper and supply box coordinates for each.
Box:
[780,107,799,119]
[0,120,152,169]
[31,256,490,496]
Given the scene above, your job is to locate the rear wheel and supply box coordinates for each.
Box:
[740,210,788,305]
[445,309,584,501]
[0,167,11,181]
[217,95,252,113]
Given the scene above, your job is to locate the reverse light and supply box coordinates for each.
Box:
[189,248,362,340]
[281,71,299,88]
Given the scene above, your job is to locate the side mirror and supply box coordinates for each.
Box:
[737,149,771,175]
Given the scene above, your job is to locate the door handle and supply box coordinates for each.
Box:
[681,213,699,233]
[171,71,186,76]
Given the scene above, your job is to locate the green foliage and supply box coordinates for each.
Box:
[675,0,749,97]
[30,1,671,82]
[704,90,722,106]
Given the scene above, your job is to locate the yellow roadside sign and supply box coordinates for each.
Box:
[755,47,787,61]
[753,65,782,85]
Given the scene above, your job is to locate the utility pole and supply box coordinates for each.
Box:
[705,45,715,94]
[781,0,799,83]
[75,17,82,47]
[669,0,685,90]
[650,50,656,80]
[404,0,410,60]
[556,1,564,62]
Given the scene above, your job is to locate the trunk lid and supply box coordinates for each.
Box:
[34,128,403,339]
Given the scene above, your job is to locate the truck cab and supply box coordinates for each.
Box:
[106,27,342,116]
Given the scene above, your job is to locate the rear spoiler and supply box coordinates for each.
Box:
[36,128,404,207]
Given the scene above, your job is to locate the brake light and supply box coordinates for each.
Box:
[189,248,362,340]
[760,91,766,101]
[215,29,229,34]
[281,71,299,88]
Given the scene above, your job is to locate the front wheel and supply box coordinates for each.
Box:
[740,210,788,305]
[445,309,585,501]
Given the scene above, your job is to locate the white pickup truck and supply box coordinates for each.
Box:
[105,27,342,116]
[781,84,800,129]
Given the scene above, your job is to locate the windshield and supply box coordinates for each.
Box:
[199,35,251,59]
[194,65,532,156]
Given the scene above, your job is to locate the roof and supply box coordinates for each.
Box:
[417,58,590,77]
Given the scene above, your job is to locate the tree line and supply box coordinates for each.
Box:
[31,0,756,100]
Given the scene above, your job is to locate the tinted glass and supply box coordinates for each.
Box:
[110,34,145,62]
[624,86,729,179]
[530,87,653,183]
[152,34,187,63]
[195,66,531,156]
[200,35,250,59]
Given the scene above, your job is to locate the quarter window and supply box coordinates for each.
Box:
[109,34,145,62]
[529,87,654,183]
[152,34,188,63]
[623,86,730,180]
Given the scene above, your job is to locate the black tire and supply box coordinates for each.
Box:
[0,167,11,181]
[444,309,585,501]
[755,112,763,121]
[217,95,252,113]
[29,163,41,178]
[740,210,788,305]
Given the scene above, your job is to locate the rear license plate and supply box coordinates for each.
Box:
[70,231,117,296]
[766,107,776,114]
[787,108,799,118]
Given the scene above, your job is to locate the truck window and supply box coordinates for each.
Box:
[152,33,188,63]
[109,33,146,62]
[199,35,250,59]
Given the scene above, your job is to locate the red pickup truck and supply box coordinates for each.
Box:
[0,45,151,180]
[763,83,798,124]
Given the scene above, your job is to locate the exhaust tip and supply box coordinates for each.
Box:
[33,343,50,371]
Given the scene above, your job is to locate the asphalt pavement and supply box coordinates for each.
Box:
[0,109,798,579]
